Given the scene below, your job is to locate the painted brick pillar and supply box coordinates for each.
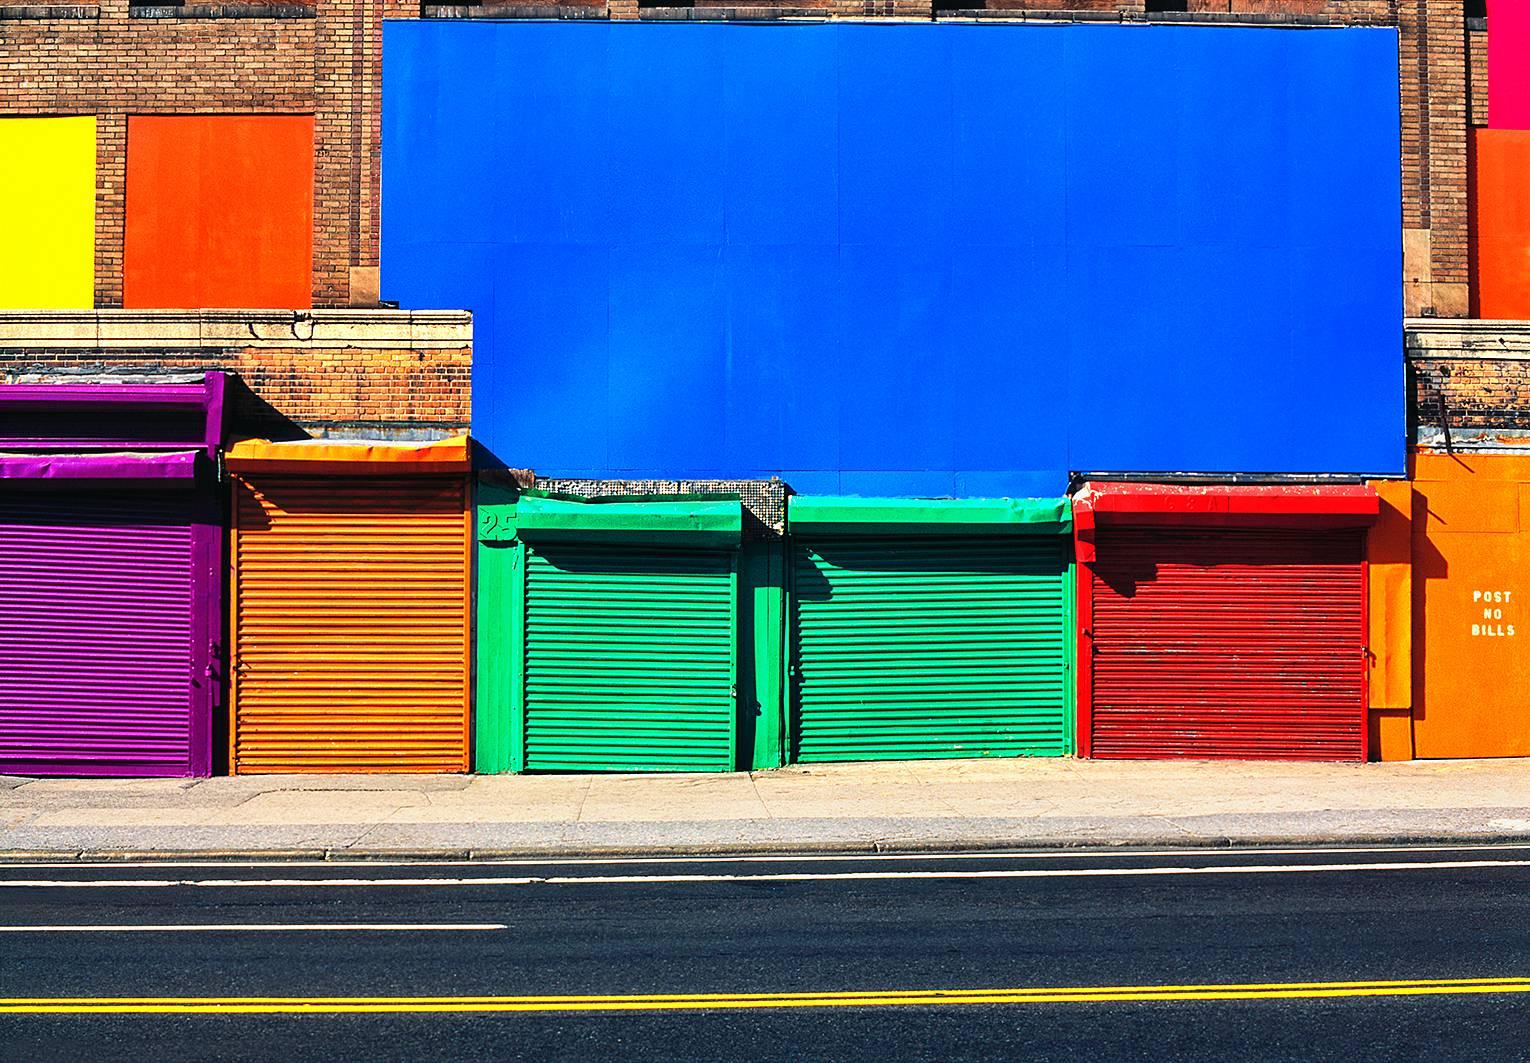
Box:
[1400,0,1470,317]
[314,0,389,307]
[93,114,127,309]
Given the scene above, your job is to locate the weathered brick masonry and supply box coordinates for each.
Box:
[0,310,471,436]
[0,0,414,308]
[1469,22,1486,126]
[450,0,1468,318]
[1409,319,1530,446]
[0,0,1486,318]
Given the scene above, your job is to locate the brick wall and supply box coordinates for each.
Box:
[1469,25,1487,127]
[1399,0,1470,318]
[1409,319,1530,446]
[0,309,471,437]
[0,1,375,308]
[478,0,1461,319]
[4,0,1485,320]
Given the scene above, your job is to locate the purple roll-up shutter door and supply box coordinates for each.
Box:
[0,492,206,777]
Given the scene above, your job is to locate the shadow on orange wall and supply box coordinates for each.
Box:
[1412,450,1530,758]
[1367,479,1413,760]
[124,115,314,310]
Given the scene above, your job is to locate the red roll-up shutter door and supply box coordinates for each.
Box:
[1088,528,1366,761]
[0,492,200,776]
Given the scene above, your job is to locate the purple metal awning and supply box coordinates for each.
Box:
[0,451,202,484]
[0,374,226,458]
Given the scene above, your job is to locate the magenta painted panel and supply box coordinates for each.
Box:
[0,451,201,483]
[0,373,225,457]
[0,373,225,777]
[0,492,212,777]
[1489,0,1530,128]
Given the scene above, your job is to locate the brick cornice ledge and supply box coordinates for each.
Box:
[0,5,100,17]
[1406,318,1530,361]
[0,309,473,352]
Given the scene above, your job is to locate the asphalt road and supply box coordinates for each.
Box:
[2,844,1530,1061]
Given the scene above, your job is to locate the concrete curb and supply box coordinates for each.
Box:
[6,831,1530,863]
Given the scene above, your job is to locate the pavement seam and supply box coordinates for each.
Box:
[10,831,1530,863]
[573,776,594,826]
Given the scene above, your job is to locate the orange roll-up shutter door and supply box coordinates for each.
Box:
[231,475,470,773]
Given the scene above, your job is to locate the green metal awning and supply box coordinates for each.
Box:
[511,493,743,548]
[788,495,1071,536]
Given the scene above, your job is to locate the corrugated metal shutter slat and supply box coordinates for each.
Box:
[1089,528,1365,762]
[232,476,470,774]
[792,537,1070,763]
[523,544,736,773]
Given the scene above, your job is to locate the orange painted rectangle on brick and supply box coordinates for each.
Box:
[124,115,314,310]
[1470,128,1530,320]
[1411,450,1530,759]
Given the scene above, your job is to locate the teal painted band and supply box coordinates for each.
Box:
[512,494,743,547]
[788,495,1071,535]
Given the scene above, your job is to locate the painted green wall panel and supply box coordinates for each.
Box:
[473,482,519,772]
[515,494,742,546]
[740,540,787,771]
[789,495,1071,536]
[791,536,1071,762]
[523,544,737,772]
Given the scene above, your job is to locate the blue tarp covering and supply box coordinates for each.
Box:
[383,23,1404,495]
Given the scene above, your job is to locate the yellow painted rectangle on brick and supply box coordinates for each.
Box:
[0,117,96,309]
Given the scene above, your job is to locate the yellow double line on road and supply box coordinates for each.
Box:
[4,978,1530,1014]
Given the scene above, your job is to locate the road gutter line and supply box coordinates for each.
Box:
[6,842,1530,871]
[4,857,1530,888]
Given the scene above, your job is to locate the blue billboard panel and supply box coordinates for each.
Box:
[383,23,1404,495]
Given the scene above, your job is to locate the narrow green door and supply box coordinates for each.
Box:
[791,536,1070,762]
[523,543,737,772]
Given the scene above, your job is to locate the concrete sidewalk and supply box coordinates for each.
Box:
[5,757,1530,859]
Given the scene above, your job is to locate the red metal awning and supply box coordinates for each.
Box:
[1071,482,1380,562]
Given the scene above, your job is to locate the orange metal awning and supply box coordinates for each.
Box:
[225,435,472,476]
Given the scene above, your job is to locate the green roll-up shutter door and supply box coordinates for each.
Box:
[523,543,737,772]
[792,536,1070,762]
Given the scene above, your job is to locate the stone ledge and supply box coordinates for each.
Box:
[1416,428,1530,449]
[638,5,826,17]
[1406,319,1530,359]
[422,3,606,16]
[935,8,1388,24]
[0,4,99,17]
[935,8,1126,19]
[129,3,315,16]
[0,309,473,352]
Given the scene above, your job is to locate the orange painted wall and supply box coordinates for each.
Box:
[1367,479,1414,760]
[1412,450,1530,759]
[1470,129,1530,319]
[124,115,314,309]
